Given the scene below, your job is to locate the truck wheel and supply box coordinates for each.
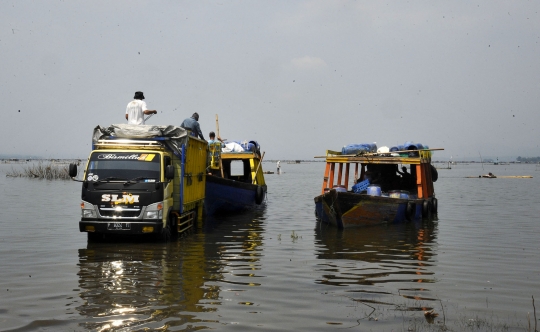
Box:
[87,232,102,242]
[161,223,171,242]
[168,213,178,240]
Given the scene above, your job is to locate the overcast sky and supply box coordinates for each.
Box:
[2,1,539,161]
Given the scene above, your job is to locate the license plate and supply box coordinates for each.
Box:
[107,222,131,230]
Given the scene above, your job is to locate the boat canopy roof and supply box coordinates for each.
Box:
[317,148,443,165]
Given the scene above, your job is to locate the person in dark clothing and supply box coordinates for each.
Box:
[181,112,204,140]
[397,166,411,179]
[397,166,414,189]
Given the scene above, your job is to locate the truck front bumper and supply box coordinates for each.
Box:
[79,220,164,235]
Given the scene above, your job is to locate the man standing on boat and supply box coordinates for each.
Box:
[207,131,224,175]
[181,112,205,140]
[208,131,224,144]
[397,166,413,188]
[277,160,281,174]
[125,91,157,125]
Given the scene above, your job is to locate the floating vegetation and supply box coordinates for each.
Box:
[291,230,301,241]
[6,162,75,180]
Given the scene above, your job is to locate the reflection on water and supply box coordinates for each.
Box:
[314,220,439,311]
[76,210,266,331]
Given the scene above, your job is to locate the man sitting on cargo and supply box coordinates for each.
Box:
[181,112,205,140]
[125,91,157,125]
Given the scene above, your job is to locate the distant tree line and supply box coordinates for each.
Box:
[516,156,540,163]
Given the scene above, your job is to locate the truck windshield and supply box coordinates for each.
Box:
[86,152,161,182]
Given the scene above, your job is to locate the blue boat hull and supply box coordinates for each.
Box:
[205,175,266,215]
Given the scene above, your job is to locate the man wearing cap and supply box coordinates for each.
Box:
[181,112,205,140]
[125,91,157,125]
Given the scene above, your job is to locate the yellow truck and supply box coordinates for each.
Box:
[69,124,208,241]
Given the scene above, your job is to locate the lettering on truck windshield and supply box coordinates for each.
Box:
[87,153,161,182]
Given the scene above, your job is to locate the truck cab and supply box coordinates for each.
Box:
[70,125,207,241]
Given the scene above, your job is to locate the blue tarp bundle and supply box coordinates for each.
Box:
[389,142,430,155]
[390,141,430,151]
[342,143,377,155]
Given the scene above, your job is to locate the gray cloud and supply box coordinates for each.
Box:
[1,0,538,161]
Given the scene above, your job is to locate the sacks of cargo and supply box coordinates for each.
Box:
[223,142,244,152]
[342,143,377,155]
[223,140,260,153]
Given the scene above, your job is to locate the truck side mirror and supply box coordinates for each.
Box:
[165,165,175,180]
[69,163,78,178]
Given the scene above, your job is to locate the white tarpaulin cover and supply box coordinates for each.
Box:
[92,124,190,157]
[222,142,245,152]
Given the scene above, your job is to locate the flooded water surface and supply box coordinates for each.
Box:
[0,162,539,331]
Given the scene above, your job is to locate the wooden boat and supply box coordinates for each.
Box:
[314,147,442,228]
[481,172,497,178]
[205,141,266,215]
[466,175,532,178]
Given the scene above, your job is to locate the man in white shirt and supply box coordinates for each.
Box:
[125,91,157,124]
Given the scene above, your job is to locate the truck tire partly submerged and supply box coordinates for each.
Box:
[160,223,171,242]
[87,232,103,242]
[167,211,178,240]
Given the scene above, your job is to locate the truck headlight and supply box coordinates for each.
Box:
[81,201,97,218]
[144,201,163,219]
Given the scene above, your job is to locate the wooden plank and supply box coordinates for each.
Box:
[314,148,444,159]
[323,156,427,164]
[344,163,350,189]
[337,163,343,186]
[322,163,331,195]
[416,164,424,198]
[329,163,336,190]
[421,164,429,198]
[426,164,434,197]
[251,151,265,184]
[221,152,257,159]
[219,158,224,178]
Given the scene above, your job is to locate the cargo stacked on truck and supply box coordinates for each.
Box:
[69,124,208,241]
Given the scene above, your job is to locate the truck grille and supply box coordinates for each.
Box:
[98,205,141,218]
